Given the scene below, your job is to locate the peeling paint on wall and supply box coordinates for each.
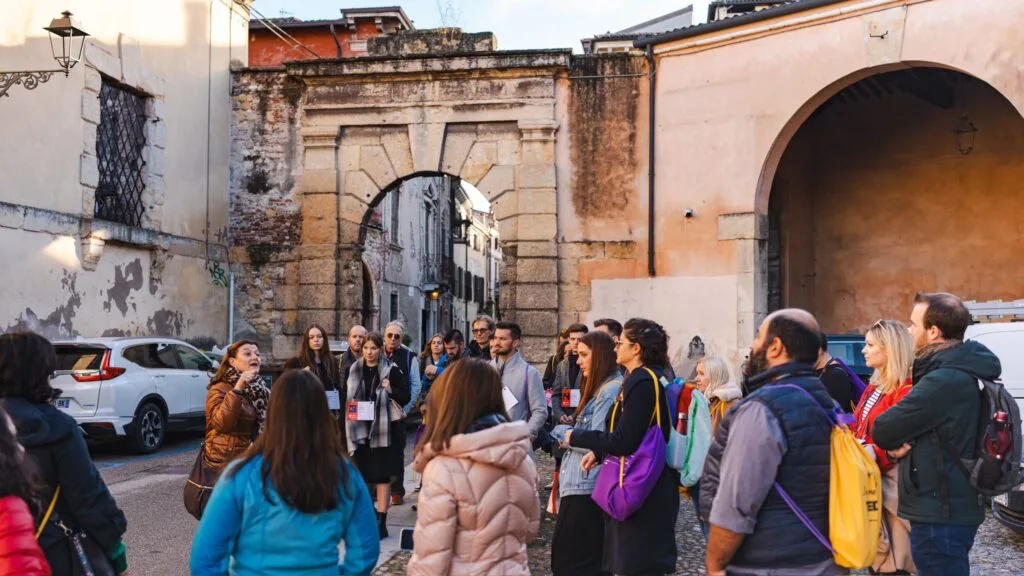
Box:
[104,259,144,316]
[146,308,189,337]
[2,271,82,338]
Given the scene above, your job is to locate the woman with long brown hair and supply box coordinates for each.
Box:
[551,330,623,575]
[344,332,408,539]
[204,340,268,477]
[418,332,447,392]
[285,325,345,445]
[190,370,379,575]
[408,359,540,576]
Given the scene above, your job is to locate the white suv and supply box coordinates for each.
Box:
[51,337,215,453]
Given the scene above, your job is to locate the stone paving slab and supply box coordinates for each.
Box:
[372,452,1024,575]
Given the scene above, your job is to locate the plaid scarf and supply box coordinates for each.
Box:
[221,367,269,437]
[346,356,394,454]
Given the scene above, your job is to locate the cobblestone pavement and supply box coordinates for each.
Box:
[373,452,1024,575]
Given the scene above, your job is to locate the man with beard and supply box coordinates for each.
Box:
[339,325,366,380]
[701,309,841,576]
[491,321,548,443]
[873,293,999,574]
[442,329,467,362]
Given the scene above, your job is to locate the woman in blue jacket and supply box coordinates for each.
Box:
[190,369,380,576]
[551,330,622,575]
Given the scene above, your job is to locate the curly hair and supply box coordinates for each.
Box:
[0,331,60,404]
[0,406,43,518]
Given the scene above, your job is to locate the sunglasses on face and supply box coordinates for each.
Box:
[385,334,402,339]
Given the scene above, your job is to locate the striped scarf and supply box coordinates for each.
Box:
[345,356,394,454]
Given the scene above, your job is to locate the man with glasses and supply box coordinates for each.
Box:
[339,325,366,380]
[383,320,421,506]
[467,315,496,361]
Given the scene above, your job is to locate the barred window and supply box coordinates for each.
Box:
[94,79,147,227]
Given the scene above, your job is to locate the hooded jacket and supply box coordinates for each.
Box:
[707,379,743,431]
[0,496,50,576]
[0,398,127,574]
[872,340,1001,526]
[407,420,540,576]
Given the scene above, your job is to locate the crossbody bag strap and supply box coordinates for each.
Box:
[35,485,61,540]
[641,367,662,428]
[773,481,834,554]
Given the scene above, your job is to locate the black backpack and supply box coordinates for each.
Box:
[935,377,1022,500]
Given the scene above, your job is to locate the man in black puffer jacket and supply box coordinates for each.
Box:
[873,292,1000,576]
[0,331,128,575]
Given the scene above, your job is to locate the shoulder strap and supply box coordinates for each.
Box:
[641,367,662,428]
[773,482,834,554]
[36,485,60,540]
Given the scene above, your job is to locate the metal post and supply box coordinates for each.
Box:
[228,271,235,344]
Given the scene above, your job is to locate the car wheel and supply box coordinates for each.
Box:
[132,402,165,454]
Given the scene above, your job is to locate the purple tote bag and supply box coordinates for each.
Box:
[591,368,667,522]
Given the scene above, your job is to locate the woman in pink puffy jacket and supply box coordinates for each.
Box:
[408,358,540,576]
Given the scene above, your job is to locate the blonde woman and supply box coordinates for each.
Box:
[853,320,915,574]
[694,356,742,431]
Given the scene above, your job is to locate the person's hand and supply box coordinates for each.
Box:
[559,415,575,425]
[235,369,258,390]
[425,364,437,377]
[888,443,912,460]
[381,378,392,393]
[581,451,599,472]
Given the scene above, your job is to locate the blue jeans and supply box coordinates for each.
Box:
[909,522,978,576]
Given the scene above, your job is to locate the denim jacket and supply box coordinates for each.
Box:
[558,374,623,498]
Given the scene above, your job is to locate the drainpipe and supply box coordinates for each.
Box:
[228,272,235,343]
[646,44,657,277]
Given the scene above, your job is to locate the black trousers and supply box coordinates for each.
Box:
[390,421,407,497]
[552,494,608,576]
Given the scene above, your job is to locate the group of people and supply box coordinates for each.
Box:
[0,291,1003,576]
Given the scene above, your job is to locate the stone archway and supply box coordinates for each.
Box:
[288,48,569,362]
[760,64,1024,332]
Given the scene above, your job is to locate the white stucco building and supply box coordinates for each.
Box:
[0,0,249,342]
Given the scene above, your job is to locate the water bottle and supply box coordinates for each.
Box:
[984,411,1012,460]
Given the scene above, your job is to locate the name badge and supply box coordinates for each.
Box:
[347,400,375,421]
[325,390,341,411]
[561,389,581,409]
[502,386,520,412]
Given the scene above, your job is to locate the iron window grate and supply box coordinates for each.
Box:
[94,80,147,227]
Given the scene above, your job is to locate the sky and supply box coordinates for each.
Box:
[250,0,706,52]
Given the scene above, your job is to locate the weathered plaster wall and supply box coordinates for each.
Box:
[0,0,244,343]
[0,227,227,340]
[775,77,1024,332]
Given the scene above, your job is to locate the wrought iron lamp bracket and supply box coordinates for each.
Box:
[0,69,67,99]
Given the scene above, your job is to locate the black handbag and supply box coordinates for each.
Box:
[53,513,117,576]
[183,443,220,520]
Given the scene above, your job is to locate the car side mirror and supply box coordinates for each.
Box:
[198,360,213,372]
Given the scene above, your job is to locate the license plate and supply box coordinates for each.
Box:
[54,398,70,409]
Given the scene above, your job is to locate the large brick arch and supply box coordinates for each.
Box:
[288,53,568,363]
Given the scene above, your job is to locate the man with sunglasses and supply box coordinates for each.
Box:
[383,320,421,506]
[467,315,495,361]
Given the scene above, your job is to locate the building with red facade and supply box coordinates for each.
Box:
[248,6,413,66]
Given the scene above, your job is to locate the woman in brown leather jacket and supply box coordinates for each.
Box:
[204,340,268,471]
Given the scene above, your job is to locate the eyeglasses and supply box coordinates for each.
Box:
[471,328,489,334]
[385,334,402,339]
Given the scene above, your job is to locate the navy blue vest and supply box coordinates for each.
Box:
[701,364,833,568]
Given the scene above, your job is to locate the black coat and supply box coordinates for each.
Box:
[1,397,127,573]
[570,366,679,575]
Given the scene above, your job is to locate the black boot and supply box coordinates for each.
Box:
[377,511,389,539]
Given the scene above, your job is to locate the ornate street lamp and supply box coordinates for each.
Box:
[1,11,89,99]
